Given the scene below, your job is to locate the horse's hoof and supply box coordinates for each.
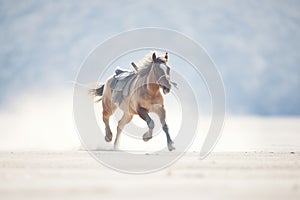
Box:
[143,132,152,142]
[168,144,176,151]
[143,135,152,142]
[105,135,112,142]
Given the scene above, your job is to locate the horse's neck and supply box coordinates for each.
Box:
[135,68,159,95]
[146,67,160,94]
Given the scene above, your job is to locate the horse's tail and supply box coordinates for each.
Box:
[89,84,105,103]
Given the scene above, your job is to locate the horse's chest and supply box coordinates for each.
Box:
[139,92,162,104]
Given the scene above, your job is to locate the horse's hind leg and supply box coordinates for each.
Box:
[114,112,133,149]
[137,107,154,142]
[151,104,175,151]
[102,101,116,142]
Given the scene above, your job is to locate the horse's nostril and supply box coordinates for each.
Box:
[163,86,170,94]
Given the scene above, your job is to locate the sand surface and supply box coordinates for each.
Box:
[0,151,299,200]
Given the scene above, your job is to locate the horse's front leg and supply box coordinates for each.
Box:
[137,107,154,142]
[151,104,175,151]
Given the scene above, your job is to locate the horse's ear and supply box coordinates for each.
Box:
[152,52,156,61]
[165,52,168,61]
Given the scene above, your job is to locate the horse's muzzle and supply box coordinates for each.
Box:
[163,86,170,94]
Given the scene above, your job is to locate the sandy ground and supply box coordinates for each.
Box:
[0,151,299,200]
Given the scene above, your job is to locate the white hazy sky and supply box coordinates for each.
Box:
[0,0,299,115]
[0,1,299,151]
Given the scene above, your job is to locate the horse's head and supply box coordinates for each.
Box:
[151,52,172,94]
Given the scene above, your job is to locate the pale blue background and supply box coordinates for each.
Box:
[0,0,299,115]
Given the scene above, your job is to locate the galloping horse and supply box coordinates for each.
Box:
[91,52,175,151]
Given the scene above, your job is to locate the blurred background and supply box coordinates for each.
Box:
[0,0,299,151]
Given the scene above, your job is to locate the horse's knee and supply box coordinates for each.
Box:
[162,123,168,133]
[103,109,111,117]
[138,107,154,129]
[103,108,115,123]
[146,116,154,129]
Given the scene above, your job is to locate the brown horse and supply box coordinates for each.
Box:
[91,52,175,151]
